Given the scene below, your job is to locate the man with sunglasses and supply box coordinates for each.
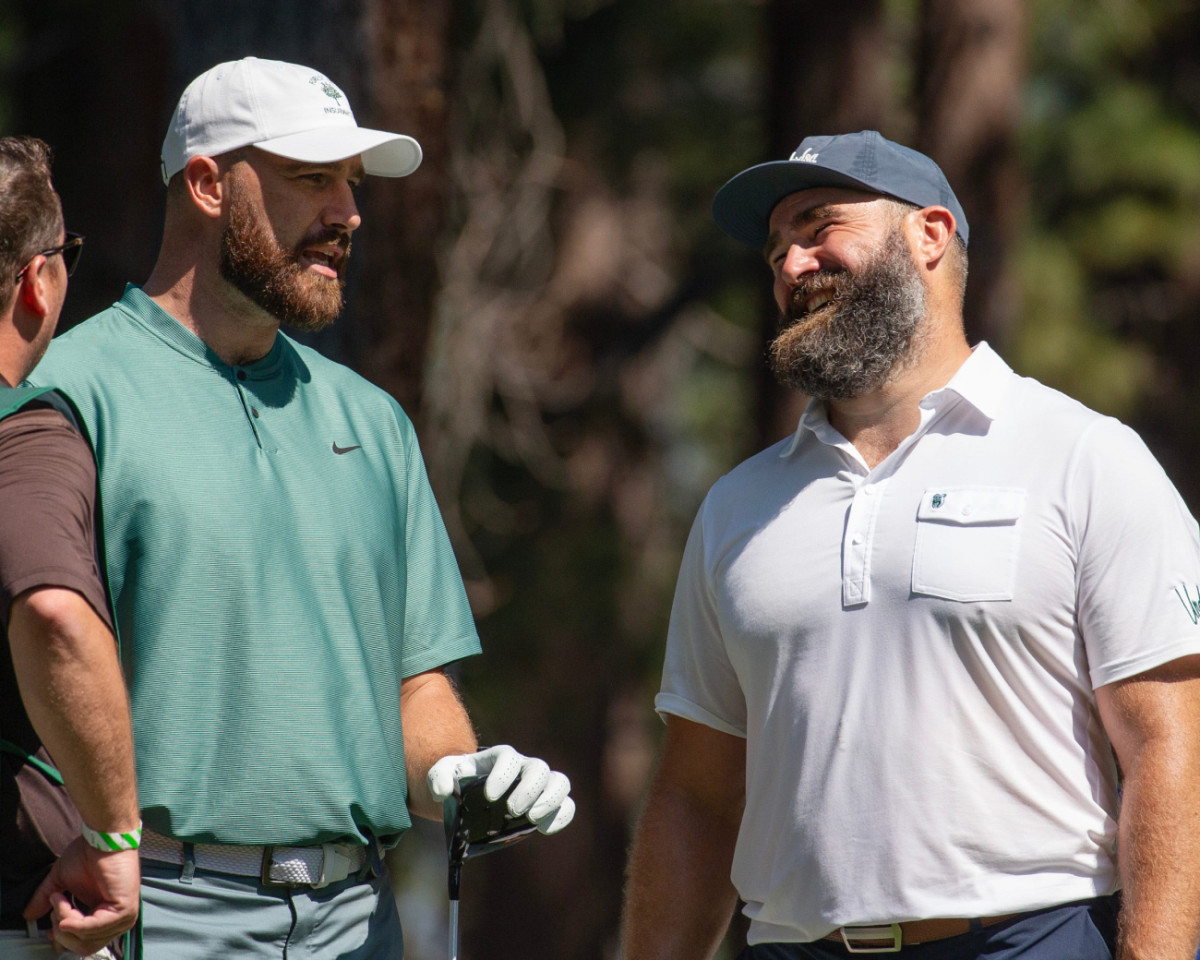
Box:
[0,136,141,958]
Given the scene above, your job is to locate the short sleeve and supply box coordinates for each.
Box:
[1071,416,1200,687]
[392,403,481,677]
[656,497,747,736]
[0,408,111,629]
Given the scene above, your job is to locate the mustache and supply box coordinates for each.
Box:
[293,227,352,258]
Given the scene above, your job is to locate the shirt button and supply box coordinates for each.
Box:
[252,407,260,419]
[962,504,973,516]
[237,370,246,381]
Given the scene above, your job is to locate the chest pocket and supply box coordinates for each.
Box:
[911,487,1026,602]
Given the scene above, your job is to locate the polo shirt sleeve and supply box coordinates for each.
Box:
[1070,415,1200,688]
[0,407,111,629]
[392,402,481,677]
[656,495,747,736]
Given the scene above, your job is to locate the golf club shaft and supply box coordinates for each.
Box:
[449,899,460,960]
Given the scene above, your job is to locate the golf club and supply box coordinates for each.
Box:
[443,774,539,960]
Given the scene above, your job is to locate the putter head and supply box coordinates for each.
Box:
[444,773,539,900]
[444,773,539,860]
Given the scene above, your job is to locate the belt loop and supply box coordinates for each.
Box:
[969,917,984,932]
[180,842,196,884]
[359,831,385,880]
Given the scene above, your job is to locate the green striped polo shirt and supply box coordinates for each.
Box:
[30,285,481,846]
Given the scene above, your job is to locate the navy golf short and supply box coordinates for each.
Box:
[737,895,1118,960]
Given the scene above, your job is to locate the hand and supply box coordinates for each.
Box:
[23,837,140,956]
[428,744,575,835]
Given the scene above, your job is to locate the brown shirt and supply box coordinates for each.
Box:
[0,402,112,924]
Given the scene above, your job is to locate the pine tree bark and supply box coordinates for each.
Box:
[916,0,1025,348]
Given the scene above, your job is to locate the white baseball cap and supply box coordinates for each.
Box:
[160,57,423,185]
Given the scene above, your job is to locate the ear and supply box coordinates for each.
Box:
[16,256,54,319]
[183,155,226,219]
[910,205,956,269]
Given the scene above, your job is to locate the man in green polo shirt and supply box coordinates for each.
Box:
[30,58,573,960]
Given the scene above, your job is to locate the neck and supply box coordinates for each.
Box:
[827,321,972,470]
[0,316,47,388]
[144,251,278,368]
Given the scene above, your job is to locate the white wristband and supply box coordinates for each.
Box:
[81,820,142,852]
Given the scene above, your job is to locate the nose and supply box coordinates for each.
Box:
[778,243,820,284]
[323,180,362,235]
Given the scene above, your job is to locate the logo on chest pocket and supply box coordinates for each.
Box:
[911,487,1026,602]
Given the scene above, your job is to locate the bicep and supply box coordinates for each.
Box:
[1095,655,1200,768]
[653,715,746,820]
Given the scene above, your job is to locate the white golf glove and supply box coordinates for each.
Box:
[427,744,575,835]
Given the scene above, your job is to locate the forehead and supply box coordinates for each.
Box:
[242,148,367,180]
[767,186,889,234]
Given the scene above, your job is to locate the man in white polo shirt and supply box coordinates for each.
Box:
[620,131,1200,959]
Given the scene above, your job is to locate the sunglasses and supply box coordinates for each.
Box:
[15,231,85,282]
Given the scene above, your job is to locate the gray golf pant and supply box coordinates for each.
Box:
[132,860,405,959]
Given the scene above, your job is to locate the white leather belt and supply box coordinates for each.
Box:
[141,828,369,888]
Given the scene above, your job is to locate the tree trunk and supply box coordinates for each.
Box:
[354,0,457,417]
[916,0,1025,349]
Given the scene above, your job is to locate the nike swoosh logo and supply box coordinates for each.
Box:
[332,442,363,455]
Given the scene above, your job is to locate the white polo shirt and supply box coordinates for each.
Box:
[658,343,1200,944]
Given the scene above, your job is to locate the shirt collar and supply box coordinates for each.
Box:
[779,341,1014,459]
[117,284,286,381]
[926,341,1012,421]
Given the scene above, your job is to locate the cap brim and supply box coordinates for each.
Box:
[712,161,879,249]
[254,126,423,178]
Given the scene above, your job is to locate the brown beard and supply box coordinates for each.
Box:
[218,181,349,332]
[768,224,927,400]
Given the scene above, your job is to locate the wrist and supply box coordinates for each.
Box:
[80,819,142,853]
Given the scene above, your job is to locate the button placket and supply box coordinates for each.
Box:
[232,368,265,448]
[842,479,886,607]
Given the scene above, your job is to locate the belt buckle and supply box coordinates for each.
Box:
[840,924,902,953]
[260,845,291,888]
[260,843,350,889]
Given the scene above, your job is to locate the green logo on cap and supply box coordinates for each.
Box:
[309,75,344,105]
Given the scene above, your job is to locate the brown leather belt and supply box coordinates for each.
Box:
[822,914,1020,953]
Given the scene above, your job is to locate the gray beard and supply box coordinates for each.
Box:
[768,226,927,400]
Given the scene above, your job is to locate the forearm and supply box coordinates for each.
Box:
[1115,740,1200,959]
[621,778,742,960]
[400,669,477,820]
[8,588,138,832]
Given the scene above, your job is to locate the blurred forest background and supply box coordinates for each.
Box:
[3,0,1200,957]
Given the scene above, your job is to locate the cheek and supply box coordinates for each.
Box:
[772,275,791,313]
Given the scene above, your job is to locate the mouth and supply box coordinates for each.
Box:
[803,290,837,315]
[300,246,342,279]
[788,285,840,321]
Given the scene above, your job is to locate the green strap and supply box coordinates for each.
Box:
[0,737,64,785]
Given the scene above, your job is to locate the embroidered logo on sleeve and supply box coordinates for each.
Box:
[1175,584,1200,625]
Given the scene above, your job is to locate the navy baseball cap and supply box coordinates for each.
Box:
[712,130,969,249]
